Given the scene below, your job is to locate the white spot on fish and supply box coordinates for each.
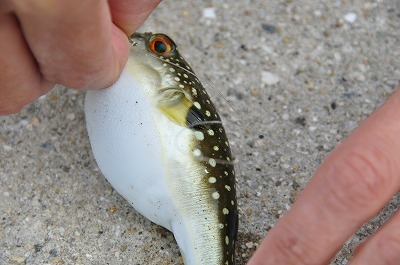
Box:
[225,236,229,245]
[224,171,228,176]
[183,73,189,79]
[207,129,214,136]
[209,158,216,167]
[169,67,175,72]
[208,177,217,183]
[212,191,220,200]
[194,102,201,109]
[193,149,201,157]
[179,84,184,88]
[194,131,204,141]
[205,110,211,117]
[218,223,224,229]
[231,200,235,205]
[174,77,180,81]
[223,208,229,215]
[213,146,219,151]
[225,185,231,191]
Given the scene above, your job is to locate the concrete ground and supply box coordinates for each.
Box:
[1,0,399,264]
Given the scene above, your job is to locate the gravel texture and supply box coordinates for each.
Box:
[1,0,399,264]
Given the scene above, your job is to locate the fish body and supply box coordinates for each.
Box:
[85,32,237,265]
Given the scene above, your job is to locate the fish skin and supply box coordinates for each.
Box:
[85,32,238,265]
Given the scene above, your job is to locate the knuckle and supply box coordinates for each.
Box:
[327,138,394,209]
[42,62,108,89]
[272,225,320,265]
[37,44,114,89]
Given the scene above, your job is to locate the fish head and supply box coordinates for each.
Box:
[127,32,202,127]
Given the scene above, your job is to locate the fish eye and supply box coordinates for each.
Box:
[149,35,173,55]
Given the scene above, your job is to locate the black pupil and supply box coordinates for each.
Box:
[154,40,167,53]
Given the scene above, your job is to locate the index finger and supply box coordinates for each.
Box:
[248,85,400,265]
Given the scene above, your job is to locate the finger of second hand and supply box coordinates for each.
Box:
[248,86,400,265]
[0,14,53,115]
[349,209,400,265]
[12,0,129,89]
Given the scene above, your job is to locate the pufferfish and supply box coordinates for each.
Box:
[85,32,238,265]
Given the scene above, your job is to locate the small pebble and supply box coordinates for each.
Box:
[203,8,216,19]
[31,116,40,127]
[261,23,276,34]
[3,145,12,151]
[308,126,317,132]
[66,113,75,120]
[10,256,25,264]
[261,71,280,85]
[245,241,254,248]
[344,12,357,23]
[52,257,62,264]
[19,119,28,127]
[313,10,322,17]
[245,208,253,216]
[108,205,118,213]
[281,163,290,169]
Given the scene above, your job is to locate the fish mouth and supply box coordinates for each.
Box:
[129,32,153,43]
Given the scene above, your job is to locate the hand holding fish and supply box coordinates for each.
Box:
[0,0,160,115]
[248,85,400,265]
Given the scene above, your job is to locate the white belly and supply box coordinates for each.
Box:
[85,69,184,230]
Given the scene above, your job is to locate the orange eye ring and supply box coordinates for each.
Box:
[149,35,173,55]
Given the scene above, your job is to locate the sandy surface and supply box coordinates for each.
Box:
[1,0,399,264]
